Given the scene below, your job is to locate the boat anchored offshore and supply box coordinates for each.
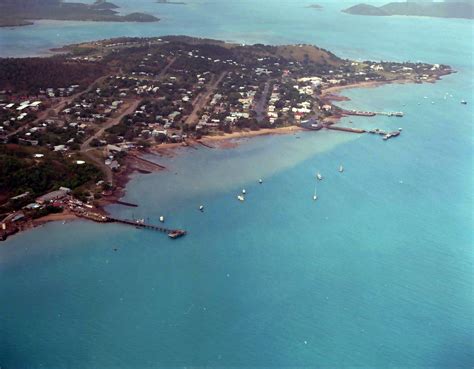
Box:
[159,216,165,223]
[316,172,323,181]
[259,179,263,184]
[242,189,246,194]
[199,205,204,212]
[237,195,245,202]
[313,184,318,201]
[461,100,467,105]
[339,165,344,173]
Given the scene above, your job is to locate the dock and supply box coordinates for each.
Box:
[368,129,402,140]
[76,211,186,239]
[107,216,187,239]
[342,110,404,117]
[343,110,376,117]
[326,126,366,134]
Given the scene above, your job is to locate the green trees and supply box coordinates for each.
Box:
[0,145,102,205]
[0,58,106,94]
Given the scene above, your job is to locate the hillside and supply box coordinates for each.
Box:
[0,0,159,27]
[343,1,474,19]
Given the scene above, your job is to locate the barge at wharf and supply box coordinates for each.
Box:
[77,211,187,239]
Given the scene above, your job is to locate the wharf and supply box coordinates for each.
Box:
[343,110,376,117]
[343,110,404,117]
[76,211,186,239]
[326,126,366,134]
[107,216,187,239]
[369,129,402,140]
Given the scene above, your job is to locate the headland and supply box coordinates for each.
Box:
[0,36,454,241]
[0,0,159,28]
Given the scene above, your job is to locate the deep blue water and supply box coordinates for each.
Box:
[0,1,473,368]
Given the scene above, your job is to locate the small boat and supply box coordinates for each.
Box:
[242,189,246,194]
[461,100,467,105]
[159,216,165,223]
[313,184,318,201]
[259,179,263,184]
[237,195,245,202]
[339,165,344,173]
[398,128,403,131]
[316,172,323,181]
[199,205,204,212]
[168,230,186,239]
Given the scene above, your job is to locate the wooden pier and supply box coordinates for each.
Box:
[107,217,187,239]
[368,129,402,140]
[342,109,404,118]
[326,126,366,134]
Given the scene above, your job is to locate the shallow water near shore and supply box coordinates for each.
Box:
[1,1,473,368]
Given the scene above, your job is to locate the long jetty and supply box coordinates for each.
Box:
[342,109,404,117]
[107,217,187,239]
[326,126,366,134]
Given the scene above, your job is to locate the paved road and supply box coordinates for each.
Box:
[185,71,227,126]
[7,74,110,139]
[80,99,141,185]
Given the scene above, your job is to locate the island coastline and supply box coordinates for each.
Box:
[0,36,454,242]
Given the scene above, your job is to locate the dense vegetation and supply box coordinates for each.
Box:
[0,58,106,94]
[0,145,102,205]
[0,0,159,26]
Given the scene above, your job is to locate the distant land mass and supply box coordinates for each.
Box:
[0,0,159,27]
[343,1,474,19]
[156,0,186,4]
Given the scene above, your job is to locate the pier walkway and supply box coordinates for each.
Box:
[326,126,366,134]
[342,109,404,117]
[107,217,187,239]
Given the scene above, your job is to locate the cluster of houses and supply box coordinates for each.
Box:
[0,100,44,138]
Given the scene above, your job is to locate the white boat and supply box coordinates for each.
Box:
[259,179,263,184]
[313,184,318,201]
[199,205,204,212]
[159,216,165,223]
[237,195,245,202]
[461,100,467,105]
[242,189,246,194]
[339,165,344,173]
[316,172,323,181]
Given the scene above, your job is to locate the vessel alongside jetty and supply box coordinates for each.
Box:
[78,212,187,239]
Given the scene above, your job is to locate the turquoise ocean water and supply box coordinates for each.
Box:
[0,1,473,367]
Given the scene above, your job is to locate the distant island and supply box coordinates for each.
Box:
[343,1,474,19]
[0,0,159,28]
[156,0,186,4]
